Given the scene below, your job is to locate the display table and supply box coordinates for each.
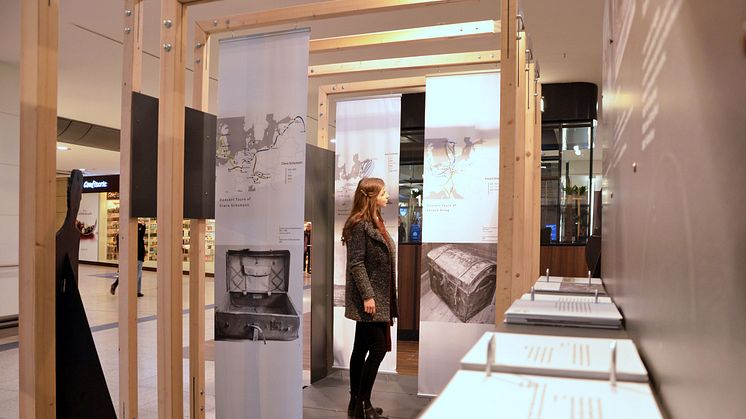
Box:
[460,332,648,382]
[420,370,663,419]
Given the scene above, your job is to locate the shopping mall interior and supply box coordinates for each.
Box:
[0,0,744,418]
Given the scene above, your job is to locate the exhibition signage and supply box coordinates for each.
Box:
[214,29,309,419]
[333,95,401,372]
[418,72,501,395]
[77,193,99,262]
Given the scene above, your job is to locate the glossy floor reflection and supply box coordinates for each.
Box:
[0,264,430,418]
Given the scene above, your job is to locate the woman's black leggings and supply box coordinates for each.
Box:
[349,321,388,403]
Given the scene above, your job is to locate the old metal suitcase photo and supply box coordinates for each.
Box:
[215,249,300,342]
[427,245,496,322]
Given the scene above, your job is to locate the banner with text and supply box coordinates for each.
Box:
[333,95,401,372]
[418,72,500,396]
[214,29,309,419]
[77,193,99,261]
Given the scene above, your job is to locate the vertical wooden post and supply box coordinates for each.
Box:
[119,1,143,417]
[157,1,186,417]
[317,87,330,149]
[532,80,542,280]
[496,0,519,324]
[19,0,58,416]
[523,61,536,291]
[189,24,209,419]
[511,32,527,295]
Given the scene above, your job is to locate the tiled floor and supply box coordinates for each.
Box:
[0,264,431,418]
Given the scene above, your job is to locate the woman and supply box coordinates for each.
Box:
[343,177,398,419]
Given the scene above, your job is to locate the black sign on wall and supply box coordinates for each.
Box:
[130,92,217,219]
[81,174,119,193]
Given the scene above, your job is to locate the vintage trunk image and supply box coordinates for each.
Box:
[215,248,300,342]
[419,243,497,324]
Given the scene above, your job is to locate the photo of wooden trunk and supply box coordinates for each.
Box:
[215,249,300,342]
[426,244,497,323]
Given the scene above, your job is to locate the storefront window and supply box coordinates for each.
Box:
[540,121,599,244]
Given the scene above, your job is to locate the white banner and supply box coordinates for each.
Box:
[333,96,401,372]
[214,29,309,419]
[77,193,99,261]
[422,72,501,244]
[418,72,500,396]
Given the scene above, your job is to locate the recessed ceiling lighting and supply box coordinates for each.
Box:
[57,146,71,151]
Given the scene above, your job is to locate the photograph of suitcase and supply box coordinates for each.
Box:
[215,249,299,342]
[426,244,497,323]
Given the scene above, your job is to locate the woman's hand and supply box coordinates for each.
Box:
[363,298,376,314]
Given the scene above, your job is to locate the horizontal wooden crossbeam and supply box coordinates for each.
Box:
[308,50,500,77]
[310,20,500,52]
[319,76,426,94]
[196,0,474,34]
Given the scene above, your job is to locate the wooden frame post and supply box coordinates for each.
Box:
[496,0,520,324]
[157,1,187,417]
[532,77,542,281]
[188,25,210,419]
[522,61,536,292]
[119,1,143,418]
[19,0,58,416]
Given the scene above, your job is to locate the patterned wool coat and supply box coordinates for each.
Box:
[344,220,399,323]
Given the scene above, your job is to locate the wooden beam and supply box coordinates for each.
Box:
[188,25,209,419]
[511,32,528,296]
[319,76,426,94]
[317,88,330,149]
[523,61,536,293]
[309,50,499,77]
[309,20,500,52]
[495,0,518,325]
[19,0,58,416]
[317,76,426,148]
[532,79,542,281]
[118,1,143,418]
[198,0,474,34]
[157,1,186,417]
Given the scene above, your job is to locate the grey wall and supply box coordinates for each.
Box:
[0,62,19,320]
[601,1,746,418]
[304,144,334,383]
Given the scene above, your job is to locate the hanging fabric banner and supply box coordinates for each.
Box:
[214,29,309,419]
[333,95,401,373]
[418,72,501,396]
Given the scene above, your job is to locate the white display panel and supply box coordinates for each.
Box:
[505,299,623,329]
[332,95,401,372]
[461,332,648,382]
[417,71,501,396]
[537,275,604,285]
[214,29,309,419]
[520,293,613,304]
[420,370,663,419]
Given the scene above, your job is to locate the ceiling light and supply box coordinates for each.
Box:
[57,146,70,151]
[330,138,336,143]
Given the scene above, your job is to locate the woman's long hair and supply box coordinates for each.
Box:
[341,177,390,245]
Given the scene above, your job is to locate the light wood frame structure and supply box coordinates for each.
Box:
[18,0,539,417]
[19,0,59,417]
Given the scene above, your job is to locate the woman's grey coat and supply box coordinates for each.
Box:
[345,220,399,323]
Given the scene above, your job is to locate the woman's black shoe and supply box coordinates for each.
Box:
[348,396,383,417]
[353,400,387,419]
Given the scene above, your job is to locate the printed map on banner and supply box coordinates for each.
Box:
[216,114,306,195]
[422,72,501,244]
